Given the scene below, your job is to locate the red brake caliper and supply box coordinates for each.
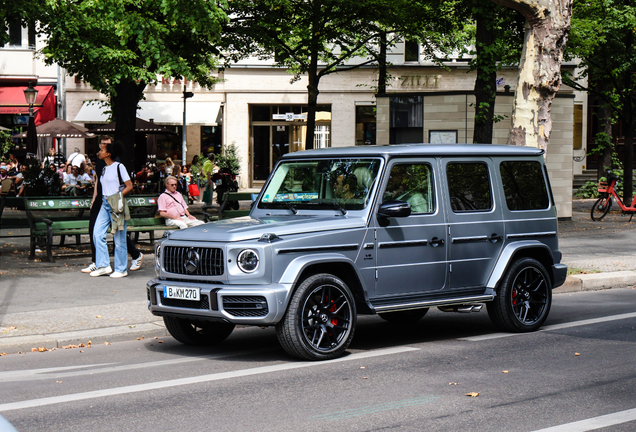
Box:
[512,288,518,305]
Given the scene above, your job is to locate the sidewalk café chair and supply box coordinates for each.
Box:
[1,178,15,197]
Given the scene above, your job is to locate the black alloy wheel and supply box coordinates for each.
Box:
[487,257,552,332]
[276,273,356,360]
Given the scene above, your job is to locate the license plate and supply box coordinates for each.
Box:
[163,286,200,301]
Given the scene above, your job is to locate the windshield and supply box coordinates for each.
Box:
[259,158,382,211]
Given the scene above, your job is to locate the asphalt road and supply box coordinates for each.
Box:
[1,287,635,432]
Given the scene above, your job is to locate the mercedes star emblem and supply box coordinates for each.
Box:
[184,248,200,274]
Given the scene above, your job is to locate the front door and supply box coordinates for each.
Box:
[373,159,447,297]
[442,158,505,289]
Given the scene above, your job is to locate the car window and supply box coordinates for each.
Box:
[500,161,549,211]
[446,162,492,212]
[259,158,381,210]
[382,163,435,214]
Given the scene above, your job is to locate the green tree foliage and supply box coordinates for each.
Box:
[563,0,636,203]
[224,0,463,148]
[40,0,228,170]
[0,0,43,46]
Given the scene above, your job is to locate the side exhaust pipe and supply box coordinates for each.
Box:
[438,304,484,313]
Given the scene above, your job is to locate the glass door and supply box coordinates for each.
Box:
[252,125,271,182]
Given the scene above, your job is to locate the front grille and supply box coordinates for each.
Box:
[163,246,224,276]
[222,296,268,317]
[159,292,210,310]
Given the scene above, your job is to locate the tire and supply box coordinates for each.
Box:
[163,317,235,346]
[378,308,428,324]
[487,257,552,332]
[591,195,612,221]
[276,273,356,360]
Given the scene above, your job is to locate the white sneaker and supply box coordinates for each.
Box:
[110,271,128,278]
[130,253,144,271]
[81,263,97,274]
[90,266,113,277]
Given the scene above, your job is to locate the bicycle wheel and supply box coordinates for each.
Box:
[591,195,612,221]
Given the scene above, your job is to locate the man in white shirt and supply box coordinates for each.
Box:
[67,147,86,167]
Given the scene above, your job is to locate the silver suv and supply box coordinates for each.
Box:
[147,144,567,360]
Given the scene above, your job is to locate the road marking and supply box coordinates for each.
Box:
[459,311,636,341]
[531,407,636,431]
[311,396,439,421]
[0,347,419,412]
[0,349,272,383]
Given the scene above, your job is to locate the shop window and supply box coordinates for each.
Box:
[573,104,583,150]
[252,106,270,121]
[356,105,376,145]
[405,40,419,62]
[390,96,423,144]
[201,125,222,156]
[446,162,492,212]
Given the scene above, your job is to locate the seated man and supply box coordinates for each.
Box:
[158,176,205,229]
[63,166,83,196]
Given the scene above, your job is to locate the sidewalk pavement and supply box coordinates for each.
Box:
[1,198,636,355]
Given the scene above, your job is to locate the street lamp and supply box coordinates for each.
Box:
[23,81,38,116]
[182,83,194,165]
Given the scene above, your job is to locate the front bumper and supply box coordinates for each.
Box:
[552,263,568,288]
[146,278,293,325]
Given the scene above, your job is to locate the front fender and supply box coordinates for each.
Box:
[487,241,554,290]
[277,253,368,304]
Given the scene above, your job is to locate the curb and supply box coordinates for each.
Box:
[0,321,168,354]
[555,271,636,293]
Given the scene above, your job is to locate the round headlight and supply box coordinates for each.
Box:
[155,243,161,267]
[237,249,259,273]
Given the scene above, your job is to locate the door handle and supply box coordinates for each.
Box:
[430,237,445,247]
[488,233,502,243]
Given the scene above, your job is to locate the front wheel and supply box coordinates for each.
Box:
[276,273,356,360]
[163,317,235,346]
[591,195,612,221]
[487,257,552,332]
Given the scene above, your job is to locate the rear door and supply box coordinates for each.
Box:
[442,158,505,289]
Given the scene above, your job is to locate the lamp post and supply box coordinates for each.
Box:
[182,83,194,166]
[23,81,38,116]
[23,81,39,156]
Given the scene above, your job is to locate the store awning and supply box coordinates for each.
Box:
[0,86,56,126]
[73,101,221,126]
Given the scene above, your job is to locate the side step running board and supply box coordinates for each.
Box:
[372,294,494,313]
[438,304,484,313]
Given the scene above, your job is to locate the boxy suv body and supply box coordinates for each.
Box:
[147,144,567,360]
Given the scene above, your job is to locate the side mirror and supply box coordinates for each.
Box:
[378,200,411,218]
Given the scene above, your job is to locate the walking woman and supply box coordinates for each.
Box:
[90,140,133,278]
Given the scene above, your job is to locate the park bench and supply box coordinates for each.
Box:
[217,192,259,220]
[24,195,171,262]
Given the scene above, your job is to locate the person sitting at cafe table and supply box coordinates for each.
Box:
[158,176,205,229]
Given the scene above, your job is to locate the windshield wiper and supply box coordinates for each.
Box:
[285,203,298,215]
[303,200,347,215]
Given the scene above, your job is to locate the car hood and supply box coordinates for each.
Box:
[164,215,368,242]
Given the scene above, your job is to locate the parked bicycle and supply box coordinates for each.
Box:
[591,170,636,221]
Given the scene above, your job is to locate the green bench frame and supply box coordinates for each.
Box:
[218,192,258,220]
[24,195,170,262]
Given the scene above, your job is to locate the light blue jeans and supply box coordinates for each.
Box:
[93,196,127,273]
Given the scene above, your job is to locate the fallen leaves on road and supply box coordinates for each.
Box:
[575,352,580,356]
[2,326,17,333]
[56,381,62,384]
[0,353,6,356]
[96,315,102,318]
[31,347,48,352]
[465,392,480,397]
[449,382,459,386]
[104,342,111,345]
[62,343,89,350]
[502,370,509,373]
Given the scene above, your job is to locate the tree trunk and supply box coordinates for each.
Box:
[492,0,573,150]
[473,10,496,144]
[305,70,319,151]
[623,106,634,205]
[377,30,387,95]
[111,80,146,174]
[597,100,613,181]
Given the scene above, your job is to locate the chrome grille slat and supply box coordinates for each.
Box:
[163,246,224,276]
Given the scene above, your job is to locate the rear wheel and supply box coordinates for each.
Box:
[487,257,552,332]
[378,308,428,324]
[276,273,356,360]
[591,195,612,221]
[163,317,235,345]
